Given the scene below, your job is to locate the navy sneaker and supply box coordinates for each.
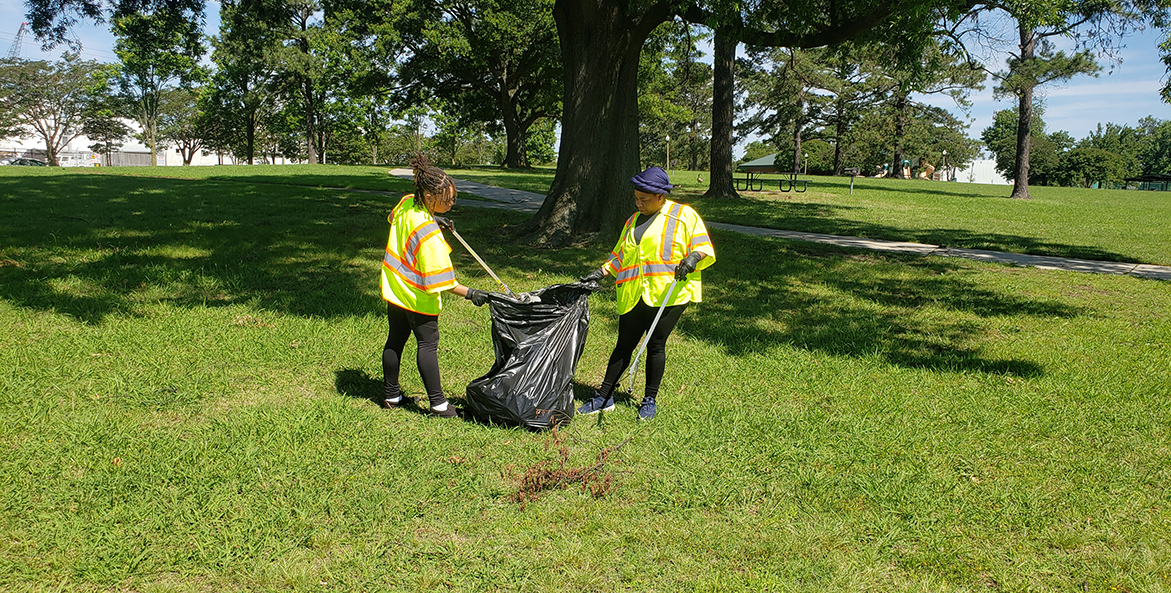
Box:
[577,393,615,415]
[637,398,656,421]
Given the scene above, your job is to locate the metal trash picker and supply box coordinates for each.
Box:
[625,279,680,394]
[447,227,517,298]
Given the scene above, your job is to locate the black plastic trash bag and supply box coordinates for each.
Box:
[465,281,598,430]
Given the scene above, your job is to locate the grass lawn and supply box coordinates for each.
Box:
[2,165,1169,591]
[447,167,1171,267]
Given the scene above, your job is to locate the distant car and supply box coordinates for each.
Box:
[4,158,48,166]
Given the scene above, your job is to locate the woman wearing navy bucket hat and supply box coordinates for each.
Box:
[578,166,716,420]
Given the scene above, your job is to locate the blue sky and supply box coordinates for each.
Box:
[2,0,1169,148]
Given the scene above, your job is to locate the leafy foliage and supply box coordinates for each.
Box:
[112,5,205,165]
[638,20,713,171]
[396,0,561,168]
[0,54,105,165]
[982,106,1072,185]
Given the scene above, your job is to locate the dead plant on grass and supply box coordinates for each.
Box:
[506,427,632,507]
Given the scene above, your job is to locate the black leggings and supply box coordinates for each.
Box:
[383,303,446,408]
[598,300,687,402]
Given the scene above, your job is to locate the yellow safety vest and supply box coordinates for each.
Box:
[605,199,716,315]
[380,194,458,314]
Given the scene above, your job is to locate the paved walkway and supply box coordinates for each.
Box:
[388,169,1171,281]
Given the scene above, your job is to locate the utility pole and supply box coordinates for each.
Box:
[6,23,27,59]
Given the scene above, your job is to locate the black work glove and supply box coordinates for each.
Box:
[464,288,489,306]
[579,266,606,283]
[434,216,454,231]
[674,251,704,281]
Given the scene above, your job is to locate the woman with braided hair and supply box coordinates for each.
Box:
[379,155,489,417]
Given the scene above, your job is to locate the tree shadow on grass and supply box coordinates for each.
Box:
[675,230,1079,377]
[687,192,1138,263]
[0,171,1073,379]
[0,174,414,324]
[417,215,1068,378]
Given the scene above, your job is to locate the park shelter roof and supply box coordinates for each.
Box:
[736,153,783,173]
[1124,173,1171,190]
[1123,173,1171,182]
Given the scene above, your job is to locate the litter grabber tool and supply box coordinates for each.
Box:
[448,227,517,298]
[626,279,680,394]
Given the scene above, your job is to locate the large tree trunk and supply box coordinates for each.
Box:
[304,77,318,165]
[792,90,805,175]
[500,95,530,168]
[246,110,256,165]
[524,0,670,245]
[703,29,738,200]
[39,129,59,166]
[891,90,908,178]
[833,94,847,176]
[1010,26,1036,199]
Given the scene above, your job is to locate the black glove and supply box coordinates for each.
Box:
[675,251,704,281]
[434,216,454,231]
[579,266,606,283]
[465,288,489,306]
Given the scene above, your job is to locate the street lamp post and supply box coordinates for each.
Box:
[665,134,671,179]
[803,152,808,175]
[941,149,947,181]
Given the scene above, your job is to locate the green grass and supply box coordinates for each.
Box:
[448,167,1171,267]
[2,166,1170,591]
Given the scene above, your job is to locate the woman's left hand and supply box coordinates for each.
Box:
[674,252,704,281]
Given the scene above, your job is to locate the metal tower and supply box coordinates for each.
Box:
[6,22,27,60]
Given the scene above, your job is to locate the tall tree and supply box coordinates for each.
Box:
[314,0,403,165]
[1055,147,1125,187]
[0,54,103,165]
[82,64,131,166]
[396,0,562,169]
[157,86,204,165]
[697,1,963,200]
[738,47,828,175]
[638,20,713,171]
[1135,116,1171,174]
[981,105,1072,186]
[267,0,324,164]
[869,37,984,178]
[112,5,205,165]
[818,44,887,175]
[206,0,281,164]
[951,0,1140,198]
[527,0,945,244]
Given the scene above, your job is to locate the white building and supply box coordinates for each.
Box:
[2,125,296,167]
[952,158,1011,185]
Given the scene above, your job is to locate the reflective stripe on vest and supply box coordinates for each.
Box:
[382,249,456,291]
[689,233,712,252]
[380,194,457,314]
[405,221,442,267]
[659,203,683,262]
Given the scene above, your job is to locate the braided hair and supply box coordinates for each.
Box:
[409,153,456,213]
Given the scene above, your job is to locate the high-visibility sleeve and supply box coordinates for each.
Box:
[413,228,458,294]
[683,210,716,270]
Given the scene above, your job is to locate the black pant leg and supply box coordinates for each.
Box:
[406,311,445,408]
[642,303,687,402]
[382,303,414,400]
[596,301,655,399]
